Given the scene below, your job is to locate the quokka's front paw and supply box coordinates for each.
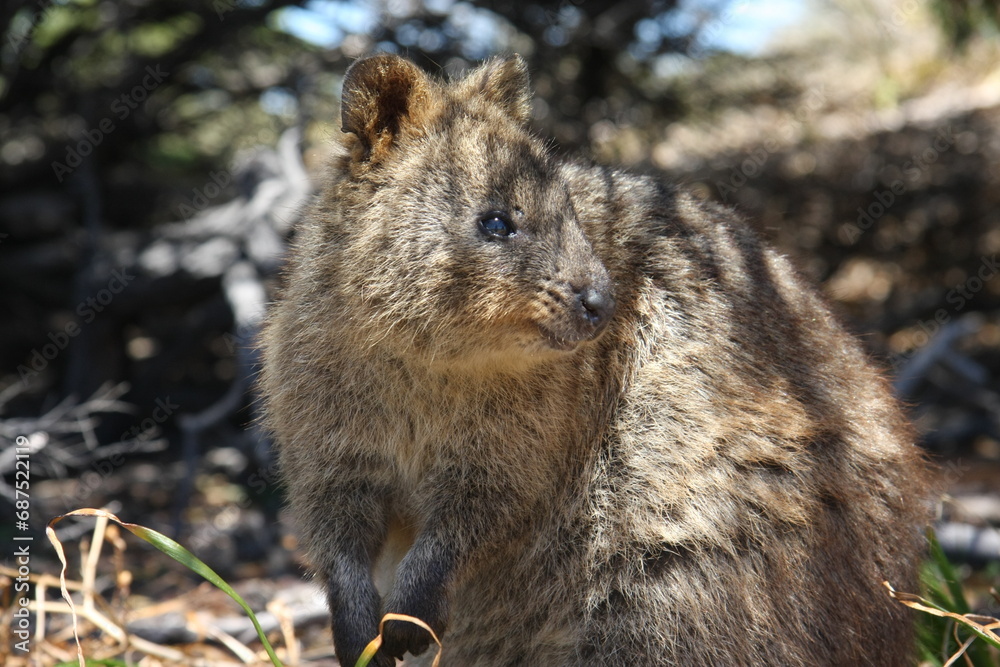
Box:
[334,625,396,667]
[380,615,437,660]
[379,592,447,660]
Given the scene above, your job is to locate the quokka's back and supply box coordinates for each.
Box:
[259,52,933,666]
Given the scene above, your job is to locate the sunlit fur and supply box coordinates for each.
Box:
[259,53,933,666]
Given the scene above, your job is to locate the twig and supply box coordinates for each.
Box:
[268,598,299,666]
[893,314,982,397]
[29,601,188,663]
[198,616,260,664]
[82,514,109,615]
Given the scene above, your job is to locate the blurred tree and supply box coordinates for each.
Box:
[328,0,708,144]
[932,0,1000,45]
[1,0,315,409]
[1,0,725,225]
[0,0,721,412]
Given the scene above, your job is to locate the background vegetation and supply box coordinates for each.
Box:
[1,0,999,664]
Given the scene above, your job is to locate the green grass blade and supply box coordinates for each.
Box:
[925,528,999,664]
[123,522,284,666]
[927,528,972,615]
[48,509,284,667]
[354,638,382,667]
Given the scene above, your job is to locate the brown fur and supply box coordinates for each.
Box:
[259,53,933,666]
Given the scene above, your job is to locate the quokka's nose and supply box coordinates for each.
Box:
[577,284,616,334]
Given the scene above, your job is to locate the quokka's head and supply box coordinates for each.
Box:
[330,53,615,369]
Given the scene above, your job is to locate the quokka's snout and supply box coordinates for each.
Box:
[537,272,615,350]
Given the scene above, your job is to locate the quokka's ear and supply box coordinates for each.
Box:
[462,54,532,124]
[341,53,436,159]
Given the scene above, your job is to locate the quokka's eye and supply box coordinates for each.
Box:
[479,212,516,238]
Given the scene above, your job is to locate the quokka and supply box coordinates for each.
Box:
[260,53,933,666]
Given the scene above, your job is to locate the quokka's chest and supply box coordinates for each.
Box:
[361,370,593,491]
